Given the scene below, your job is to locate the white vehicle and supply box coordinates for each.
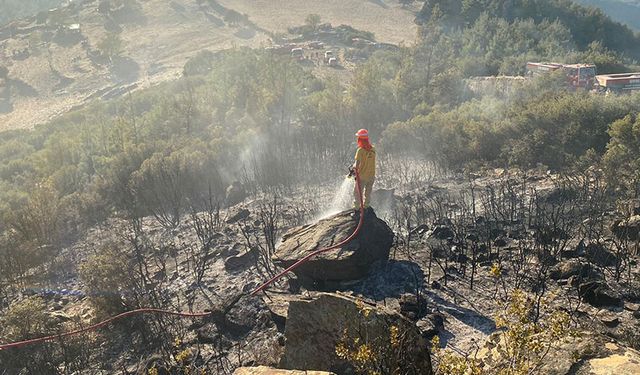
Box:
[324,50,334,62]
[291,48,304,59]
[328,57,338,67]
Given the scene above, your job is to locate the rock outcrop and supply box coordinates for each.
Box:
[280,293,432,374]
[541,335,640,374]
[479,332,640,375]
[273,209,393,286]
[233,367,335,375]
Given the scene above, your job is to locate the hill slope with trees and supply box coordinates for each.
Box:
[575,0,640,30]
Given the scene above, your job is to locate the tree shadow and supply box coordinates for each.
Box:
[8,79,38,97]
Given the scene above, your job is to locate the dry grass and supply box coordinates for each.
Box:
[219,0,419,44]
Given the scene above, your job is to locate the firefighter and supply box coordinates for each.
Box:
[350,128,376,209]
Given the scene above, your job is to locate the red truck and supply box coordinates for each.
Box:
[526,62,597,90]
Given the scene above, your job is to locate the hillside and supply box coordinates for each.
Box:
[575,0,640,30]
[0,0,269,131]
[0,0,418,132]
[217,0,420,45]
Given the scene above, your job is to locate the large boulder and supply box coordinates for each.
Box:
[579,281,623,307]
[611,215,640,241]
[273,209,393,285]
[584,242,617,267]
[234,366,334,375]
[280,293,432,374]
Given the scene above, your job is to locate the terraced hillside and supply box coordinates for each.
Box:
[0,0,417,131]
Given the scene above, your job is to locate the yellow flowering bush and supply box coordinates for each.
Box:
[335,300,428,374]
[432,289,576,375]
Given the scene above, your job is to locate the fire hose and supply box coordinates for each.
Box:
[0,170,365,351]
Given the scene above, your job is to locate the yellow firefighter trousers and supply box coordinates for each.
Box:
[354,177,374,209]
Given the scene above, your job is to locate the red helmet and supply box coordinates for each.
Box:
[355,129,369,138]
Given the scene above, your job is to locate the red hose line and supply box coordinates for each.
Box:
[250,170,365,296]
[0,171,365,350]
[0,308,212,351]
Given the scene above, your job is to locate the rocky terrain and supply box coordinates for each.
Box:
[3,168,640,374]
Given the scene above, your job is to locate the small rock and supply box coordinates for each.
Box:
[226,208,250,224]
[550,259,601,281]
[493,237,507,247]
[225,248,258,272]
[584,243,617,267]
[431,225,454,240]
[225,181,247,207]
[624,302,640,312]
[600,313,620,328]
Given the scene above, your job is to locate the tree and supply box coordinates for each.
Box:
[224,9,245,26]
[305,13,322,30]
[604,114,640,192]
[97,32,124,62]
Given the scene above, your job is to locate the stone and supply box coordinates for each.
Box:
[549,259,601,281]
[493,237,507,247]
[226,181,247,207]
[536,333,640,375]
[600,313,620,328]
[625,302,640,312]
[431,225,454,240]
[280,293,432,374]
[611,215,640,241]
[579,281,622,307]
[576,343,640,375]
[226,208,250,224]
[225,248,258,272]
[584,243,617,267]
[233,367,335,375]
[273,209,393,285]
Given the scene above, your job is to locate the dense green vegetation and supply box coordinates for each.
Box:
[0,0,62,25]
[417,0,640,60]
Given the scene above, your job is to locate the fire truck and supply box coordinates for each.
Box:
[526,62,597,90]
[595,73,640,93]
